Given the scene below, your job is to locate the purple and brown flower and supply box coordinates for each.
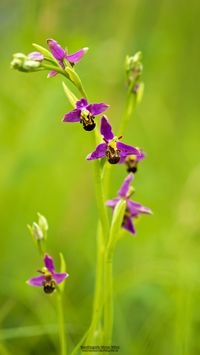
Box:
[63,98,109,131]
[27,254,68,294]
[87,116,140,164]
[106,173,152,234]
[47,39,88,77]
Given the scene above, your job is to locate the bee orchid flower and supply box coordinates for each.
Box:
[27,254,68,294]
[106,173,152,234]
[87,116,140,164]
[47,38,88,77]
[63,98,109,131]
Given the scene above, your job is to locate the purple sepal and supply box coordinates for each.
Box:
[27,275,45,286]
[116,142,140,157]
[28,52,44,61]
[86,143,107,160]
[44,254,55,273]
[118,173,134,198]
[100,116,114,141]
[106,197,120,208]
[137,151,145,161]
[47,70,58,78]
[76,98,88,109]
[128,200,152,215]
[87,103,109,116]
[47,39,67,61]
[66,47,88,63]
[53,272,68,284]
[123,217,136,235]
[63,109,81,122]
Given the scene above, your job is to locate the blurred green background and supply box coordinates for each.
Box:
[1,0,200,354]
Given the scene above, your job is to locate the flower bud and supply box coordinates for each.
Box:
[28,222,43,241]
[11,52,43,72]
[37,212,48,236]
[125,51,143,92]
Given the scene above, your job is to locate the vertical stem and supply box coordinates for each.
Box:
[86,224,105,345]
[57,292,67,355]
[85,133,109,346]
[118,92,136,136]
[104,254,113,348]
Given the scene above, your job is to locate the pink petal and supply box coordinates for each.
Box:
[66,47,88,64]
[100,116,114,141]
[116,142,140,157]
[118,174,134,198]
[123,217,136,235]
[106,197,120,208]
[47,70,58,78]
[27,275,45,287]
[63,109,81,122]
[86,143,107,160]
[44,254,55,273]
[87,103,109,116]
[53,272,68,284]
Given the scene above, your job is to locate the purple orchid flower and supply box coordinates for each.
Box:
[27,254,68,294]
[106,173,152,234]
[63,98,109,131]
[119,150,145,173]
[87,116,140,164]
[47,39,88,78]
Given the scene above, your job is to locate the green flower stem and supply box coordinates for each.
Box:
[85,132,109,346]
[104,256,113,349]
[42,64,69,77]
[118,90,136,136]
[86,224,105,347]
[91,130,109,244]
[43,64,87,99]
[57,292,67,355]
[104,200,126,348]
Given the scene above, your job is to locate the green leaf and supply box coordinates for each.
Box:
[62,82,78,108]
[32,43,57,64]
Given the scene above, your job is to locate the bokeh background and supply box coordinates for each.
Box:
[1,0,200,354]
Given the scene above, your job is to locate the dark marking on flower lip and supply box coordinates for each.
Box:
[106,146,120,164]
[81,115,96,131]
[43,279,56,294]
[125,156,138,173]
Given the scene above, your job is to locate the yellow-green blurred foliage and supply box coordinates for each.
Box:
[0,0,200,354]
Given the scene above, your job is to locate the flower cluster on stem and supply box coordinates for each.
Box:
[11,38,152,354]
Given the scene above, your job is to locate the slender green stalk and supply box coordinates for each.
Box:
[104,255,113,347]
[86,224,105,346]
[85,133,109,346]
[42,63,70,77]
[103,200,126,348]
[118,92,136,136]
[57,292,67,355]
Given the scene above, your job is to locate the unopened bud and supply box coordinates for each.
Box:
[11,52,43,72]
[28,222,43,240]
[37,212,48,236]
[125,51,143,91]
